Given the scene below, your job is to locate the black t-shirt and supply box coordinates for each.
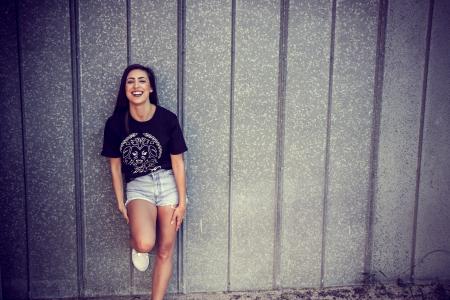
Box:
[101,106,188,182]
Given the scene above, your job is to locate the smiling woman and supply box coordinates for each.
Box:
[125,69,153,108]
[101,64,188,300]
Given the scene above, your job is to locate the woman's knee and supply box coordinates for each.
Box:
[133,236,155,253]
[156,242,175,261]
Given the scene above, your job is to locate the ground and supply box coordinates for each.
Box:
[38,281,449,300]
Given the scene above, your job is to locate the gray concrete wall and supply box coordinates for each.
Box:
[12,1,78,298]
[0,2,27,299]
[78,0,129,296]
[230,0,279,290]
[324,0,378,286]
[281,0,331,288]
[372,0,429,282]
[0,0,449,299]
[415,0,450,281]
[184,0,231,292]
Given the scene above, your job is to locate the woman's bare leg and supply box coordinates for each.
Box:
[151,206,177,300]
[127,200,157,253]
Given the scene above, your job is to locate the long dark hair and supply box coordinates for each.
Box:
[113,64,159,116]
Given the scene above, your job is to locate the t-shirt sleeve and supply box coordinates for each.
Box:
[101,117,121,158]
[169,116,188,155]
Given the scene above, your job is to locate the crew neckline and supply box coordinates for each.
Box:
[129,105,158,124]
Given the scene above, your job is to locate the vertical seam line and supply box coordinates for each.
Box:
[177,0,186,125]
[320,0,336,288]
[15,1,30,298]
[364,0,388,277]
[125,0,134,293]
[177,0,186,293]
[69,0,84,297]
[126,0,131,65]
[273,0,289,290]
[227,0,236,292]
[410,0,434,282]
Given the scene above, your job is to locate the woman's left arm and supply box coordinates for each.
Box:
[170,153,187,231]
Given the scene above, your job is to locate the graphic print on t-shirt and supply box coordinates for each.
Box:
[120,132,162,174]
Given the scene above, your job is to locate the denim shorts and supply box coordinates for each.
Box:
[125,169,178,207]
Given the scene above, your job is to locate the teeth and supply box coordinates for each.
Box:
[132,91,143,96]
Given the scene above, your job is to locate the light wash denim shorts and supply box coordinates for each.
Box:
[125,169,178,207]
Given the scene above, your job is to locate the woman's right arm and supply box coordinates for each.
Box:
[110,157,129,224]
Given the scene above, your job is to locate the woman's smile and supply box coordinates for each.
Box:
[126,69,152,103]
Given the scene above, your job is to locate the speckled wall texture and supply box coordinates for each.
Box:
[0,0,449,299]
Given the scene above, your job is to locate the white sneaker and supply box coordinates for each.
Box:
[131,248,149,272]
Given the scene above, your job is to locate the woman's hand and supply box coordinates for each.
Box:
[118,202,129,224]
[171,205,186,231]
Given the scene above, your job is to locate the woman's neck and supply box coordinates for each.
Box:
[129,102,155,122]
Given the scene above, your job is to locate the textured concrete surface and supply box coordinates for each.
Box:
[130,0,178,114]
[324,0,378,286]
[281,0,331,288]
[19,0,78,297]
[184,0,231,292]
[2,0,450,298]
[78,0,130,297]
[415,0,450,281]
[372,0,429,281]
[0,2,28,299]
[34,282,450,300]
[230,0,280,290]
[130,0,180,293]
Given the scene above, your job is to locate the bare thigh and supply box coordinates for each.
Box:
[127,200,157,252]
[156,206,178,255]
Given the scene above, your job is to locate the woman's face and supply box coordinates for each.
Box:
[125,69,152,106]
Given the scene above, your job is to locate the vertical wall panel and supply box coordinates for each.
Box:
[130,0,178,114]
[79,0,129,296]
[184,0,231,292]
[415,0,450,281]
[19,0,78,297]
[129,0,179,293]
[230,0,279,290]
[281,0,331,288]
[372,0,429,281]
[0,2,28,299]
[324,0,378,286]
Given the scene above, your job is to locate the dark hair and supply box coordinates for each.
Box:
[113,64,159,116]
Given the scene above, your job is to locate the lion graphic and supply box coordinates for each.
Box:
[120,133,162,173]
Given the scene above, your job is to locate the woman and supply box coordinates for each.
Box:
[101,64,187,300]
